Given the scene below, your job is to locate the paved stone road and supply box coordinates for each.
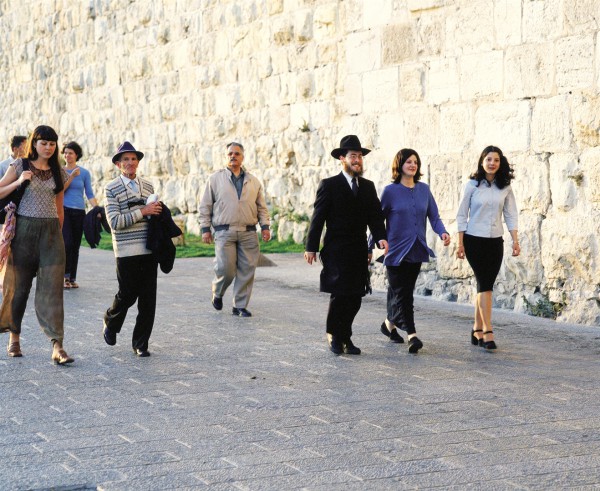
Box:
[1,248,600,490]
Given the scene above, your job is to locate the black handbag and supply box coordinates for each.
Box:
[0,159,30,224]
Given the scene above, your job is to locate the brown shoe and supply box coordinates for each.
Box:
[52,348,74,365]
[7,341,22,357]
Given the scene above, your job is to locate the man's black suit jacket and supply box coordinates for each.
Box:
[306,172,386,296]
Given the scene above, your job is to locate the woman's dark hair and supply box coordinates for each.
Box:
[470,145,514,189]
[63,141,83,161]
[392,148,423,183]
[25,125,64,194]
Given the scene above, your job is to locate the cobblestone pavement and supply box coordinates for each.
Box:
[1,249,600,490]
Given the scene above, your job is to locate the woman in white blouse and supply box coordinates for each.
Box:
[456,146,520,350]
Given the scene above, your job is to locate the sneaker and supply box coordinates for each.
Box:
[232,307,252,317]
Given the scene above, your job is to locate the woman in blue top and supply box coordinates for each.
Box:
[380,149,450,353]
[456,145,519,350]
[62,141,98,289]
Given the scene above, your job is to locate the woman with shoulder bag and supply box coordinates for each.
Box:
[0,125,74,364]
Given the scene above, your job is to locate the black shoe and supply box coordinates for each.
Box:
[471,328,483,346]
[329,336,343,355]
[343,339,361,355]
[380,322,404,343]
[408,336,423,354]
[103,324,116,346]
[133,348,151,357]
[232,307,252,317]
[481,331,497,350]
[212,295,223,311]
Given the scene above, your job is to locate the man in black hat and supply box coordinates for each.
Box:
[305,135,388,355]
[102,141,162,357]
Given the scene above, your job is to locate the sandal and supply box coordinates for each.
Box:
[7,341,22,357]
[69,281,79,289]
[64,279,72,289]
[52,348,74,365]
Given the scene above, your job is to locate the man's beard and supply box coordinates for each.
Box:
[344,163,363,177]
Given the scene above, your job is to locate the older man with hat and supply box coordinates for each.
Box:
[102,141,162,357]
[305,135,388,355]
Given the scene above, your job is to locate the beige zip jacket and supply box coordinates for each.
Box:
[199,168,270,233]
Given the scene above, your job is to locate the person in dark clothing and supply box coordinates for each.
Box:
[305,135,388,355]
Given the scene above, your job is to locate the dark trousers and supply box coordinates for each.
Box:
[104,254,158,351]
[62,207,85,281]
[386,261,422,335]
[326,294,362,341]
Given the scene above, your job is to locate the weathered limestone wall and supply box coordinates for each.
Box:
[0,0,599,325]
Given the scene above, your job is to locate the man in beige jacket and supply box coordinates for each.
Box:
[199,142,270,317]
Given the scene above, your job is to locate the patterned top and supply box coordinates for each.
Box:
[11,159,68,219]
[105,175,154,258]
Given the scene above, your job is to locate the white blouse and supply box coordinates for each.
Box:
[456,179,518,238]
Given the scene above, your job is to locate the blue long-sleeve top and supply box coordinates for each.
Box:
[381,181,447,266]
[63,166,95,210]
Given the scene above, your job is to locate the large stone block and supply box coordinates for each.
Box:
[510,153,551,215]
[382,23,417,65]
[439,104,472,153]
[345,30,381,74]
[426,57,459,104]
[444,0,494,55]
[548,153,582,212]
[504,43,554,99]
[415,13,444,57]
[402,105,439,154]
[293,9,313,42]
[579,147,600,206]
[399,63,425,102]
[555,35,595,90]
[494,0,522,47]
[474,101,531,152]
[522,0,563,43]
[342,74,362,115]
[362,67,399,113]
[531,96,572,152]
[313,3,338,40]
[364,0,394,29]
[564,0,600,34]
[375,113,404,159]
[459,50,503,99]
[571,92,600,148]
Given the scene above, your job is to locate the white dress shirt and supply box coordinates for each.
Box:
[456,179,518,238]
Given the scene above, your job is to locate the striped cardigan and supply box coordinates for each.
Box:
[105,176,154,258]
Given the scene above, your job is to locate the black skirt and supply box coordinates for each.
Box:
[463,234,503,292]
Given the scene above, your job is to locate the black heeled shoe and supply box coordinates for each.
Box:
[471,328,483,346]
[481,330,497,350]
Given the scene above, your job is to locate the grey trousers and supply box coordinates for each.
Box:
[0,216,65,343]
[212,230,260,308]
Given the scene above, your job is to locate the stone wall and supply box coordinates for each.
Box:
[0,0,599,325]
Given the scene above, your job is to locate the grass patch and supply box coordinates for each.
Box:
[87,232,305,258]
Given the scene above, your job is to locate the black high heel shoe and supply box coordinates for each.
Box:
[481,330,497,350]
[471,329,483,346]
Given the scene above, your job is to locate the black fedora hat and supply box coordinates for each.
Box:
[331,135,371,159]
[112,141,144,164]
